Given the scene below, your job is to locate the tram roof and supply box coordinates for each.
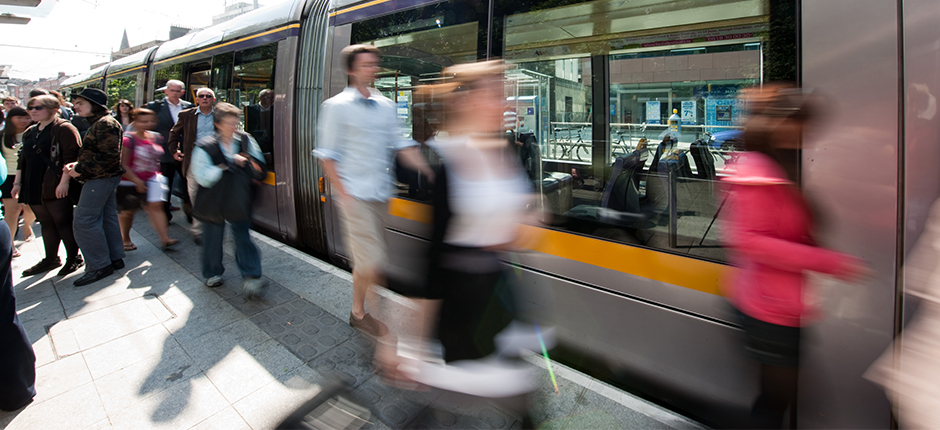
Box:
[106,46,158,77]
[61,63,108,89]
[154,0,305,64]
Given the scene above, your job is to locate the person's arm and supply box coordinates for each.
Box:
[388,103,434,182]
[11,170,20,200]
[120,136,146,193]
[726,184,864,279]
[168,114,186,158]
[312,100,349,202]
[70,121,121,179]
[190,143,225,188]
[396,146,435,182]
[56,124,81,198]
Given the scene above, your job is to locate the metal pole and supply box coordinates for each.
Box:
[668,168,678,248]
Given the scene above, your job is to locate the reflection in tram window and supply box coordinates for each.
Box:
[234,43,277,169]
[494,0,795,263]
[350,0,486,200]
[106,75,139,109]
[152,64,183,101]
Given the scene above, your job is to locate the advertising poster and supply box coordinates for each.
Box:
[645,100,661,124]
[681,100,696,125]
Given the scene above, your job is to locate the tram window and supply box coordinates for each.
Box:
[233,43,277,169]
[349,0,488,201]
[106,75,139,108]
[211,52,234,104]
[153,64,183,101]
[492,0,792,263]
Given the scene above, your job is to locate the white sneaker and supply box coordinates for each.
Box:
[206,276,223,287]
[243,277,265,298]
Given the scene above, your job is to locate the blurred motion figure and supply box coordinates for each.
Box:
[721,84,866,428]
[314,44,433,337]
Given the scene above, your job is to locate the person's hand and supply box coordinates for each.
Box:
[55,182,69,199]
[11,183,20,200]
[135,182,147,194]
[833,256,873,282]
[233,153,248,167]
[63,162,80,178]
[173,150,184,162]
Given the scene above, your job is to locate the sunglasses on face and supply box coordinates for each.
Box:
[26,106,44,111]
[196,94,214,99]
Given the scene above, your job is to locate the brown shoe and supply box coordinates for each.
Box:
[349,312,388,337]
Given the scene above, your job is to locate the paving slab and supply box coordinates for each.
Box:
[67,296,165,350]
[0,382,108,430]
[92,339,202,415]
[31,352,93,404]
[201,338,305,403]
[81,324,173,379]
[106,374,229,430]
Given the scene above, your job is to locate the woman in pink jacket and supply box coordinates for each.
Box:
[722,86,866,429]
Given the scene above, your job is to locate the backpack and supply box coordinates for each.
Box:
[192,133,267,224]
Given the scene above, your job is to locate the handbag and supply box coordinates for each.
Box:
[192,133,266,224]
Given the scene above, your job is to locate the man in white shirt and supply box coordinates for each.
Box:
[146,80,193,224]
[315,44,433,337]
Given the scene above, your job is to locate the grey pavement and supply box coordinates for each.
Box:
[0,208,706,429]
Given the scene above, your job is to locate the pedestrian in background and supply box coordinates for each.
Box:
[168,87,217,244]
[112,99,133,131]
[14,95,83,277]
[190,102,266,295]
[1,106,36,256]
[65,88,125,287]
[146,80,193,224]
[315,44,433,337]
[50,91,73,121]
[720,85,867,429]
[116,108,178,252]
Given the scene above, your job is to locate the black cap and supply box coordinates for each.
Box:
[72,88,108,110]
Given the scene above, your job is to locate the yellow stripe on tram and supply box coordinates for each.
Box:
[263,172,276,186]
[329,0,391,17]
[387,197,728,296]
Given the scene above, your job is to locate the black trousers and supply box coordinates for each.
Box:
[0,222,36,410]
[161,161,190,221]
[30,198,79,262]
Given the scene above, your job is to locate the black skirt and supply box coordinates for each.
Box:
[736,307,801,368]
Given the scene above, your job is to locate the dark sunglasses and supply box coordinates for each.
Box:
[26,106,45,111]
[196,94,214,99]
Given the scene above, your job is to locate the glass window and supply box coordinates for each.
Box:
[211,52,234,104]
[106,75,139,108]
[496,0,793,263]
[233,43,277,168]
[152,64,183,101]
[350,0,488,200]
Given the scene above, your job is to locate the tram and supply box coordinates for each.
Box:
[59,0,938,427]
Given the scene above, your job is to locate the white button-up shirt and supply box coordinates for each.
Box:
[167,99,183,124]
[313,87,416,202]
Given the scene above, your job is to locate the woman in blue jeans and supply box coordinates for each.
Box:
[190,103,266,296]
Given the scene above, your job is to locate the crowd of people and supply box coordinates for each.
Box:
[0,79,269,411]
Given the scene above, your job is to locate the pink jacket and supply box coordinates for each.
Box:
[722,152,852,327]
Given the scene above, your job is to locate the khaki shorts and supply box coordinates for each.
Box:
[338,199,388,274]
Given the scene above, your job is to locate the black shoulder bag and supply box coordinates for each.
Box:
[192,133,266,224]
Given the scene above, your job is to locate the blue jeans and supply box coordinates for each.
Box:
[201,218,261,280]
[73,176,125,271]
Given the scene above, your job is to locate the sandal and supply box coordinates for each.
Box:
[12,248,21,258]
[123,244,137,251]
[23,233,34,242]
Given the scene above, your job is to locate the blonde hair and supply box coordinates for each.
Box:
[26,94,60,111]
[415,60,505,132]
